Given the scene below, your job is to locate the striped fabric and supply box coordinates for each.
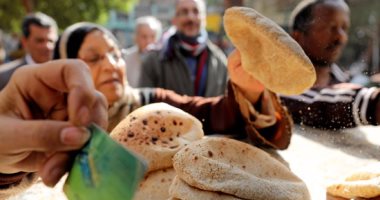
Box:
[280,64,379,130]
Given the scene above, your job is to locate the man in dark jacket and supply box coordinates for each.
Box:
[281,0,380,130]
[0,12,58,90]
[138,0,228,97]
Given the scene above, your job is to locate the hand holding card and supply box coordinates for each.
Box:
[64,124,147,200]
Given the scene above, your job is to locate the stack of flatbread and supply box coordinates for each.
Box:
[111,103,310,200]
[110,103,204,200]
[327,163,380,199]
[169,137,310,200]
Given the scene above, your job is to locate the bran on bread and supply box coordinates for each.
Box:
[173,137,310,200]
[110,103,204,173]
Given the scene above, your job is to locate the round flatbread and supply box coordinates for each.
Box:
[133,168,176,200]
[345,164,380,182]
[224,7,316,95]
[169,176,241,200]
[110,103,204,173]
[173,137,310,200]
[327,177,380,199]
[327,164,380,199]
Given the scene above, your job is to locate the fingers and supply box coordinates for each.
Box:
[60,59,108,127]
[227,49,266,103]
[67,86,108,128]
[40,152,72,187]
[0,118,90,153]
[6,59,108,128]
[0,152,47,173]
[90,91,108,129]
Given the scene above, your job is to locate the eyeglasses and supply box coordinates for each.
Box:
[82,51,122,67]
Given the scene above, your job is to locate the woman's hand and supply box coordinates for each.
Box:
[0,59,108,186]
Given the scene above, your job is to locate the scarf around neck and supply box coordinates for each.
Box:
[177,29,208,57]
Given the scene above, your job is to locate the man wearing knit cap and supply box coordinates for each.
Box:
[280,0,380,130]
[138,0,228,97]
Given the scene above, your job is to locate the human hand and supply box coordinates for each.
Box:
[227,49,265,103]
[0,59,108,187]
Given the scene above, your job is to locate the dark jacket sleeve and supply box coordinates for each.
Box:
[0,58,26,90]
[138,50,160,88]
[280,87,380,130]
[140,82,293,150]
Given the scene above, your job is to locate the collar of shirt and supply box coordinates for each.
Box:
[25,54,36,65]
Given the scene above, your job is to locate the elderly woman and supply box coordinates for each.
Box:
[0,22,293,198]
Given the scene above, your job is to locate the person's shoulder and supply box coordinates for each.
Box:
[122,46,138,56]
[144,44,164,60]
[0,58,25,74]
[206,40,227,63]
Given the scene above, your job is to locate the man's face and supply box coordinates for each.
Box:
[293,2,350,65]
[22,24,57,63]
[135,24,157,52]
[173,0,205,37]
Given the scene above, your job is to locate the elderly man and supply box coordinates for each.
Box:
[138,0,228,97]
[281,0,380,130]
[124,16,162,87]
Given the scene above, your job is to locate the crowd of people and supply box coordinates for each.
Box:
[0,0,379,198]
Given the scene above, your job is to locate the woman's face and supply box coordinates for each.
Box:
[77,30,126,106]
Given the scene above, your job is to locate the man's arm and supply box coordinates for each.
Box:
[281,86,380,130]
[147,81,292,150]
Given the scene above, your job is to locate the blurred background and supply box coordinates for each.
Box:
[0,0,379,75]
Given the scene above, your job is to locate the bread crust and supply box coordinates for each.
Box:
[110,103,204,173]
[133,168,176,200]
[224,7,316,95]
[173,137,310,200]
[327,164,380,199]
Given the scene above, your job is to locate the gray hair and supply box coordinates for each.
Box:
[135,16,163,41]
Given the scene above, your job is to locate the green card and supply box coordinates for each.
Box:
[64,124,147,200]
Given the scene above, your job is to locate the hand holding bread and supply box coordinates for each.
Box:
[224,7,316,95]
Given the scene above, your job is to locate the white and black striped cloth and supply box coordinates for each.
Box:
[280,64,380,130]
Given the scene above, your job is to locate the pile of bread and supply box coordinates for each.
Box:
[110,103,310,200]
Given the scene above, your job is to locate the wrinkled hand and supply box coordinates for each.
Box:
[228,50,265,103]
[0,59,108,187]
